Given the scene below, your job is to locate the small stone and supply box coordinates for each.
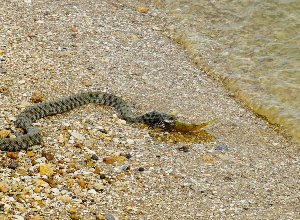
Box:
[96,214,105,220]
[0,182,9,192]
[215,145,229,151]
[99,174,106,179]
[87,189,97,194]
[125,153,132,159]
[120,165,130,171]
[70,214,80,220]
[0,86,9,95]
[136,6,149,13]
[202,156,215,163]
[81,80,92,87]
[30,91,45,103]
[57,195,71,203]
[94,183,104,192]
[69,131,85,140]
[91,154,99,161]
[87,161,93,167]
[68,207,77,214]
[11,215,24,220]
[126,139,134,145]
[105,213,117,220]
[103,156,125,165]
[94,166,102,175]
[0,130,10,138]
[6,152,18,159]
[8,161,18,169]
[51,188,60,195]
[27,151,35,157]
[178,146,189,152]
[138,167,145,172]
[0,68,7,74]
[73,142,84,148]
[77,179,86,188]
[36,179,49,187]
[17,168,27,176]
[42,151,55,161]
[26,215,43,220]
[18,80,25,84]
[39,163,54,177]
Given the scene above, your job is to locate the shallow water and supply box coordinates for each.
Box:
[156,0,300,143]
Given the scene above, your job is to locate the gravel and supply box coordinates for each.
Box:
[0,0,299,219]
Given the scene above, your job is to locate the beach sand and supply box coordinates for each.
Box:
[0,0,299,219]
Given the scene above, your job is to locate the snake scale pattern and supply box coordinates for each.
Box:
[0,91,177,151]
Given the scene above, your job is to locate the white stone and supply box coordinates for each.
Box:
[87,189,97,194]
[51,188,60,195]
[69,130,85,140]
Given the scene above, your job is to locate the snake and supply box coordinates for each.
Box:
[0,91,177,151]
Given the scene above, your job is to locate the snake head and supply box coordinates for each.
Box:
[139,111,177,130]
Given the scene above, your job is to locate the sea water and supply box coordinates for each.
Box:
[155,0,300,143]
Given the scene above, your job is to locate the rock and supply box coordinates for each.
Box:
[6,151,18,159]
[0,182,9,192]
[103,156,125,165]
[215,145,229,151]
[105,213,118,220]
[51,188,60,195]
[87,189,97,194]
[178,146,189,152]
[136,6,149,13]
[0,130,10,138]
[0,68,7,74]
[96,214,105,220]
[0,86,9,95]
[120,165,130,171]
[39,163,54,177]
[8,161,18,169]
[30,91,45,103]
[202,156,215,163]
[124,153,132,159]
[77,179,86,188]
[91,154,99,161]
[11,215,24,220]
[94,183,104,191]
[69,130,85,140]
[138,167,145,172]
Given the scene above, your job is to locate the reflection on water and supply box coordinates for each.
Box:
[155,0,300,143]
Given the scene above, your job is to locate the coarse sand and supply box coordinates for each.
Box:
[0,0,299,219]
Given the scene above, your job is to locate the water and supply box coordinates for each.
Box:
[155,0,300,143]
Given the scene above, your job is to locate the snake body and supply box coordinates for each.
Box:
[0,91,177,151]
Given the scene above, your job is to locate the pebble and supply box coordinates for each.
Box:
[0,68,7,74]
[12,216,24,220]
[215,145,229,151]
[178,146,189,152]
[18,80,25,84]
[51,188,60,195]
[69,130,85,140]
[8,161,18,169]
[91,154,99,161]
[105,213,118,220]
[138,167,145,172]
[120,165,130,171]
[87,189,97,194]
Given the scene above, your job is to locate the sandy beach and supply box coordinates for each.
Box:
[0,0,299,219]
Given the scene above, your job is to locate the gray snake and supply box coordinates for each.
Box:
[0,91,177,151]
